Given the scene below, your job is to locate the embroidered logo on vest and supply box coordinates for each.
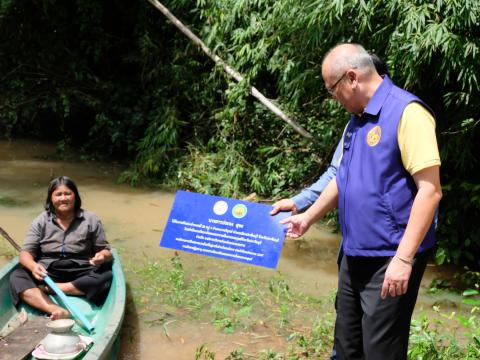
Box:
[366,126,381,146]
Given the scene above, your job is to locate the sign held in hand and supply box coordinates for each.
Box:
[160,190,290,269]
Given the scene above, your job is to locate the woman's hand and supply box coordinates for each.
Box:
[19,250,46,280]
[32,263,47,281]
[89,252,106,266]
[89,249,112,266]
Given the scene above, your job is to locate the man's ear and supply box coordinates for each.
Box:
[347,69,360,90]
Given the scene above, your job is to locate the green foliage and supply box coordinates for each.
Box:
[408,314,465,359]
[0,0,145,157]
[195,344,217,360]
[0,0,479,265]
[285,316,334,358]
[408,301,480,359]
[427,269,480,306]
[187,0,480,267]
[436,182,480,266]
[460,269,480,307]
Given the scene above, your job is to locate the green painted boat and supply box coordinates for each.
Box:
[0,249,126,360]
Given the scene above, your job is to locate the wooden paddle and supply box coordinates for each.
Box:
[0,227,21,252]
[0,226,94,332]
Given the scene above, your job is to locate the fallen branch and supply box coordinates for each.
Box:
[146,0,317,143]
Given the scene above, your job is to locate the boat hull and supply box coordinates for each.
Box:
[0,249,126,359]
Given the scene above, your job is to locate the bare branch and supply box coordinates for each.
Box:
[146,0,317,142]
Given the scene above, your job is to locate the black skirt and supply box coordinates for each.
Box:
[9,258,113,306]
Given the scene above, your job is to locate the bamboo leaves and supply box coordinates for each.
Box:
[1,0,479,265]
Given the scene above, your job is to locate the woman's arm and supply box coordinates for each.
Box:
[19,250,46,280]
[90,213,112,266]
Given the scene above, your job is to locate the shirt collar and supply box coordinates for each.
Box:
[47,209,84,220]
[363,75,394,117]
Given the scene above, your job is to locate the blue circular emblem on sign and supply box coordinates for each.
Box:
[232,204,247,219]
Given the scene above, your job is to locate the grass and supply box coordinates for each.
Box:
[408,308,480,359]
[124,253,335,358]
[122,253,480,359]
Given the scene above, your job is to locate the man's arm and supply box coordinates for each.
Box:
[280,177,339,238]
[381,102,442,299]
[381,165,442,299]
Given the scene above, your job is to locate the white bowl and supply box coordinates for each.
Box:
[46,319,75,333]
[43,319,81,354]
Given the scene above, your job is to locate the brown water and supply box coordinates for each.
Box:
[0,140,460,359]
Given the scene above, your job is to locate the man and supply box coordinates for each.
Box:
[280,43,442,359]
[271,53,389,360]
[270,53,389,242]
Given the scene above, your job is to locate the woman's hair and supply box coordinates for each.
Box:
[44,176,82,213]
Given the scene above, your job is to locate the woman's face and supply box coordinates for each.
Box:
[51,184,75,214]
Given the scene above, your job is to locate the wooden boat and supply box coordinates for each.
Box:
[0,249,126,360]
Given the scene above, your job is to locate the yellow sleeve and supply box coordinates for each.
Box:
[397,102,441,175]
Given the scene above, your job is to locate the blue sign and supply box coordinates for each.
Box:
[160,190,291,269]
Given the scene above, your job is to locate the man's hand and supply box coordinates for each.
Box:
[381,256,413,299]
[270,199,298,215]
[279,213,312,238]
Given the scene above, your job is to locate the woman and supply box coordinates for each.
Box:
[10,176,113,319]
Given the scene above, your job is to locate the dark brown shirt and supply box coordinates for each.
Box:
[22,209,110,268]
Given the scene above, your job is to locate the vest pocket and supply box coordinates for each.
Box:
[382,193,400,234]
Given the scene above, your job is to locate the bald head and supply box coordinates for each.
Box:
[322,43,376,81]
[321,43,383,114]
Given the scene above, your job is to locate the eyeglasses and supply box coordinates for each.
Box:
[325,67,356,95]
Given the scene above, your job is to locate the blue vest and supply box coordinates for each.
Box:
[337,76,436,257]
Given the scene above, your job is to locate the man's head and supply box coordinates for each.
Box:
[322,43,382,114]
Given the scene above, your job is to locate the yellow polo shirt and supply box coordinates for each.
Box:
[397,102,441,175]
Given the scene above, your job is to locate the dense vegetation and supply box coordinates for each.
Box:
[0,0,478,268]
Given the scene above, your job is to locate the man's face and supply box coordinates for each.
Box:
[323,66,361,114]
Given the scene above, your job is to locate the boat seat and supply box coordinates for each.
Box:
[0,314,50,360]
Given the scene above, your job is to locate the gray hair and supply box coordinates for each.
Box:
[323,43,376,78]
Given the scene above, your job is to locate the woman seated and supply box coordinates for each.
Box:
[10,176,113,319]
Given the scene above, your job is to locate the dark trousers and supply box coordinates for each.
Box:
[10,259,112,306]
[334,252,429,360]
